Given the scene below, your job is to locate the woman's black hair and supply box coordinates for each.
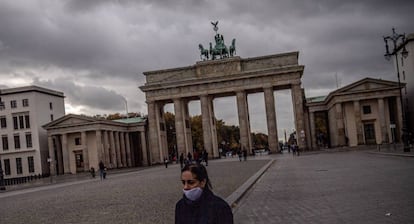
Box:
[181,163,212,190]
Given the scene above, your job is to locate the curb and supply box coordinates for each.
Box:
[225,159,275,210]
[367,151,414,157]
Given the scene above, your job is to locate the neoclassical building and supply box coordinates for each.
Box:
[306,78,405,149]
[0,86,65,179]
[43,114,148,174]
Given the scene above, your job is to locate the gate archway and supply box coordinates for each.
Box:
[140,53,307,164]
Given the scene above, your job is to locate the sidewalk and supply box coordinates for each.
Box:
[1,166,150,192]
[233,149,414,223]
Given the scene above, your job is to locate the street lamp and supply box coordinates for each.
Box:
[383,28,410,152]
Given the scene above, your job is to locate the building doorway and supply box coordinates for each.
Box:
[364,123,376,145]
[74,151,84,172]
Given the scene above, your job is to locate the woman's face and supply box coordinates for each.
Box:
[181,171,206,190]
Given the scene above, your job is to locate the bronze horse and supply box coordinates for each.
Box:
[199,44,209,60]
[229,38,236,57]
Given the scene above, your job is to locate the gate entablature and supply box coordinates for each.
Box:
[140,51,304,102]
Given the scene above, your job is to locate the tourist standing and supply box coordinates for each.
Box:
[175,163,233,224]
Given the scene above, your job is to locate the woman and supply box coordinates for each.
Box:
[175,163,233,224]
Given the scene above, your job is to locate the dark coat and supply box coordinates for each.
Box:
[175,188,233,224]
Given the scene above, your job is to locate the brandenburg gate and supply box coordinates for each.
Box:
[140,23,307,164]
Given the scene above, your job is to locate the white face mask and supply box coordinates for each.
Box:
[183,187,203,201]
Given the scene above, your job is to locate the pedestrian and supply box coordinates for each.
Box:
[175,163,233,224]
[90,167,96,178]
[98,161,106,180]
[187,152,192,163]
[203,150,209,166]
[164,157,169,168]
[242,149,247,161]
[179,153,184,169]
[237,149,242,162]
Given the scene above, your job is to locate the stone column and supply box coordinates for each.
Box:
[125,132,132,167]
[264,87,279,153]
[354,101,364,145]
[378,98,387,143]
[56,136,63,175]
[209,100,219,158]
[96,130,103,163]
[81,131,89,170]
[48,135,56,175]
[174,98,187,156]
[115,131,122,167]
[291,84,307,149]
[183,100,193,155]
[147,101,158,165]
[109,131,117,168]
[140,131,148,166]
[309,112,317,149]
[335,103,345,146]
[61,133,70,174]
[120,132,127,167]
[201,95,213,156]
[103,130,110,166]
[236,91,252,153]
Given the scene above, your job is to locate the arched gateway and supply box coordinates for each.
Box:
[140,52,307,164]
[140,24,307,164]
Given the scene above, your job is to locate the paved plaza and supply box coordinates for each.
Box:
[1,149,413,224]
[233,151,414,224]
[0,158,269,224]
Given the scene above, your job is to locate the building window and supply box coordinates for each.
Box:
[4,159,11,175]
[12,114,30,129]
[13,116,18,130]
[22,99,29,107]
[26,133,32,148]
[0,116,6,128]
[75,137,81,145]
[16,158,22,174]
[10,100,17,108]
[25,115,30,128]
[14,134,20,149]
[363,105,371,114]
[50,114,54,121]
[2,135,8,150]
[27,156,35,173]
[19,115,24,129]
[49,102,53,110]
[0,98,5,110]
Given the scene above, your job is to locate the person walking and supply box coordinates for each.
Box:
[179,153,184,169]
[175,163,233,224]
[164,157,169,168]
[98,161,106,180]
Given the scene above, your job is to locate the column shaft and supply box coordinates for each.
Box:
[48,136,56,175]
[264,87,279,153]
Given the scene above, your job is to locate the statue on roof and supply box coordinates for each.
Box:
[198,21,236,60]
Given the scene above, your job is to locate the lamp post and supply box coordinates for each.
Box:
[383,28,410,152]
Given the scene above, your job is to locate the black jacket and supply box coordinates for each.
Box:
[175,188,233,224]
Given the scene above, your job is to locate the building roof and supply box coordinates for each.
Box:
[306,95,327,103]
[0,85,64,98]
[113,117,147,124]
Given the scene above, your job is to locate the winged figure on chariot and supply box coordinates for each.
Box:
[199,21,236,60]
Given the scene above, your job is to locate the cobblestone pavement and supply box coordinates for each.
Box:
[233,151,414,224]
[0,158,269,224]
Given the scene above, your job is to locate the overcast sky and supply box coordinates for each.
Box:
[1,0,413,137]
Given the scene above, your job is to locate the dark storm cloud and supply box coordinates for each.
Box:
[32,77,125,112]
[0,0,414,124]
